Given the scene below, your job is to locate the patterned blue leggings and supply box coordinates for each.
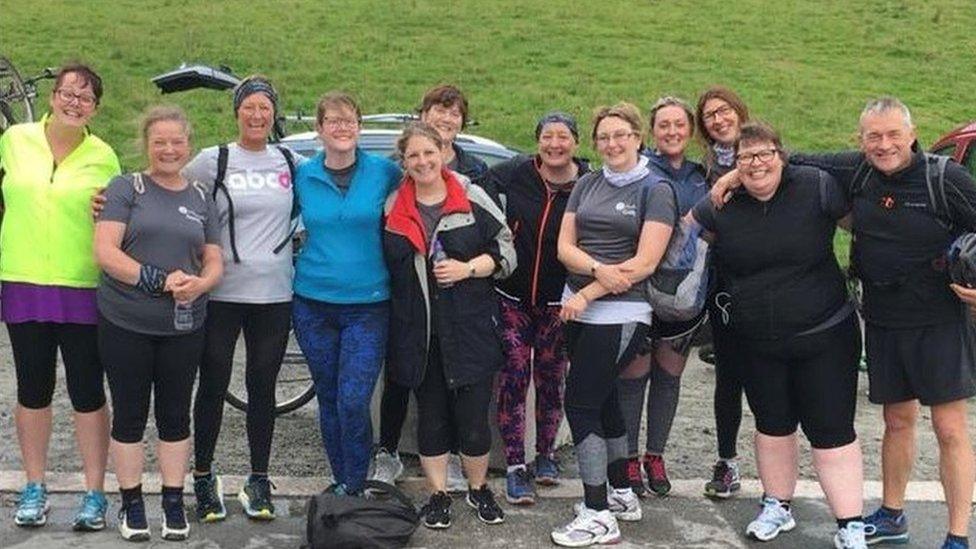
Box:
[293,296,389,494]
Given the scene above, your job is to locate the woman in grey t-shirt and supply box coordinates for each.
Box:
[550,103,675,547]
[94,106,222,542]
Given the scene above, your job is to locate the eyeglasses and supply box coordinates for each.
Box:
[702,104,735,123]
[55,88,97,108]
[321,117,359,129]
[735,148,779,165]
[594,131,636,145]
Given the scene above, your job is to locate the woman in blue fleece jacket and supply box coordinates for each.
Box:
[292,91,401,495]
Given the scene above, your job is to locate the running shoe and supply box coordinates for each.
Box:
[369,448,404,485]
[239,475,276,520]
[193,472,226,523]
[118,497,150,542]
[608,487,642,522]
[642,453,672,497]
[551,506,621,547]
[745,496,796,541]
[534,454,560,486]
[161,494,189,541]
[835,521,868,549]
[446,454,467,493]
[863,507,909,545]
[941,535,970,549]
[466,484,505,524]
[73,489,108,531]
[420,491,452,529]
[505,466,536,505]
[626,456,646,497]
[14,482,49,527]
[704,459,741,499]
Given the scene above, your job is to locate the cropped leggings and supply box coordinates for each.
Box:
[193,300,291,474]
[8,321,104,412]
[99,316,204,443]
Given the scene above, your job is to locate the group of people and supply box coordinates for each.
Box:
[1,61,974,549]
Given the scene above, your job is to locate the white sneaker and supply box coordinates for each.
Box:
[446,453,467,493]
[551,507,621,547]
[746,496,796,541]
[369,449,404,485]
[608,488,642,522]
[834,521,868,549]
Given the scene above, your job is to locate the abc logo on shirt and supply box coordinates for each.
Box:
[226,171,292,191]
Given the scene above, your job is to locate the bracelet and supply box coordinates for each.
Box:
[136,263,167,296]
[468,262,477,277]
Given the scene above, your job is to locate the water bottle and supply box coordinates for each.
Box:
[431,237,453,288]
[174,301,194,331]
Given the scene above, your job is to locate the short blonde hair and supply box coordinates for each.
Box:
[140,105,191,150]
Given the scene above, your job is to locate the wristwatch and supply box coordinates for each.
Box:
[468,262,477,277]
[590,260,602,276]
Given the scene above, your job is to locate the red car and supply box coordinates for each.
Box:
[931,120,976,177]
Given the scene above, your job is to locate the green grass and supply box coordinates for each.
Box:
[3,0,974,260]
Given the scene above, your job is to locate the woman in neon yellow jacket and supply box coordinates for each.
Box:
[0,63,120,530]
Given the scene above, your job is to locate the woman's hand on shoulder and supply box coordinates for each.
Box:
[710,169,741,208]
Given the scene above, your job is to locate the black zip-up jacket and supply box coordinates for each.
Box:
[383,171,516,390]
[452,142,488,180]
[478,154,590,306]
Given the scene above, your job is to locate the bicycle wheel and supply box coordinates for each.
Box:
[0,57,34,132]
[224,329,316,415]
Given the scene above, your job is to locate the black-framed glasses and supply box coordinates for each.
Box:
[735,148,779,165]
[702,104,735,123]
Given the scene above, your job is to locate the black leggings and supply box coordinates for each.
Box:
[378,374,411,453]
[99,316,204,443]
[709,294,744,460]
[193,301,291,473]
[563,322,648,444]
[8,322,104,412]
[740,314,861,449]
[414,339,492,457]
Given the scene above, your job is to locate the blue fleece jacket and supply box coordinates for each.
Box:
[643,149,708,216]
[294,148,402,303]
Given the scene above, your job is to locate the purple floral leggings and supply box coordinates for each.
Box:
[496,296,568,466]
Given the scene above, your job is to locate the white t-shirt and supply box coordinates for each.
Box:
[183,143,304,303]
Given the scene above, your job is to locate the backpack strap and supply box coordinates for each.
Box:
[132,172,146,194]
[212,144,241,263]
[272,145,300,255]
[849,158,873,197]
[924,152,953,232]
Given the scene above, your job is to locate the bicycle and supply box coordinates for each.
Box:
[0,56,55,131]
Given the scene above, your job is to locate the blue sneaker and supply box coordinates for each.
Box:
[941,535,969,549]
[864,507,909,545]
[505,467,535,505]
[14,482,49,527]
[73,489,108,531]
[534,455,560,486]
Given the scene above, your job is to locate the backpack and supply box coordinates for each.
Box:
[637,180,710,322]
[847,152,955,295]
[303,480,419,549]
[212,144,298,262]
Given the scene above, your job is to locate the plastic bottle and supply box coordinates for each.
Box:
[431,237,453,288]
[174,301,194,331]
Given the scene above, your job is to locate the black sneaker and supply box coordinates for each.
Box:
[193,473,226,523]
[161,494,190,541]
[466,484,505,525]
[420,491,452,529]
[239,475,276,520]
[118,498,150,542]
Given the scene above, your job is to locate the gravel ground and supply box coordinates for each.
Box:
[0,328,972,483]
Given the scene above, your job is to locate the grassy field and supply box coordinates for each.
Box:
[2,0,974,257]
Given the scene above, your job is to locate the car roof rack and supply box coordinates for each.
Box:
[151,63,241,94]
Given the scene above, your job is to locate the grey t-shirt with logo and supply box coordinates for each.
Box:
[564,171,676,303]
[96,173,220,335]
[183,144,304,303]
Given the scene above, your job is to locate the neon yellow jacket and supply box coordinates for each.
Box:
[0,117,120,287]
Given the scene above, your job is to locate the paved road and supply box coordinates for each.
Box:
[0,488,962,548]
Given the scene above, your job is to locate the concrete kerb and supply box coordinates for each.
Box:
[0,470,955,501]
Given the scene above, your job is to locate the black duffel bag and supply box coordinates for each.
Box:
[303,480,420,549]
